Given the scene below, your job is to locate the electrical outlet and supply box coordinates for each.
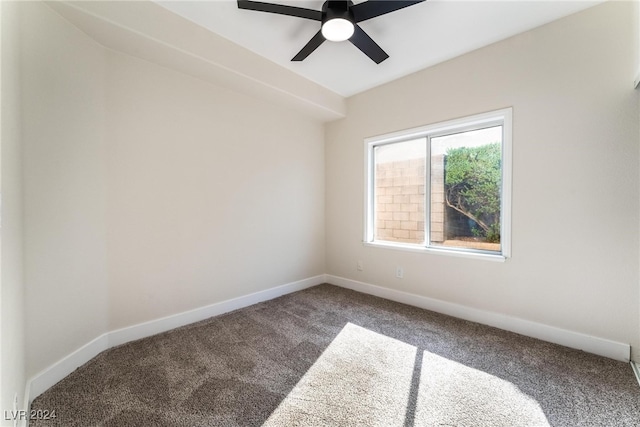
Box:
[396,266,404,279]
[356,260,363,271]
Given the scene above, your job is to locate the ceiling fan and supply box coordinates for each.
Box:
[237,0,426,64]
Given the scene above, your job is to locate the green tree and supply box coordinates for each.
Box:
[444,143,501,242]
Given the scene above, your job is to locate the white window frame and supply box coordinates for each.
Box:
[364,108,512,261]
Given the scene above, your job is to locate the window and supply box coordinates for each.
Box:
[365,109,512,260]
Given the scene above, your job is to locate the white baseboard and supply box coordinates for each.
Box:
[26,275,325,404]
[24,273,631,408]
[326,275,630,362]
[27,333,110,404]
[108,275,325,348]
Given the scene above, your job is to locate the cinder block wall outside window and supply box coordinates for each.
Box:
[375,155,446,244]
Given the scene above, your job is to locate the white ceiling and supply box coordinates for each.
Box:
[156,0,603,97]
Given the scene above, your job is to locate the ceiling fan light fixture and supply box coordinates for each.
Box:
[238,0,426,63]
[321,17,354,42]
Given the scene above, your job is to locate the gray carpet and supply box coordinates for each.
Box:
[30,284,640,426]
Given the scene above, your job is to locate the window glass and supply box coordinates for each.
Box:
[374,138,425,245]
[430,126,502,253]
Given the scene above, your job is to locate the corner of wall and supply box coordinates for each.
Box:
[1,0,27,424]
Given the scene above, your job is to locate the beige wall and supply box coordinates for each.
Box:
[17,0,325,380]
[637,0,640,367]
[21,1,110,378]
[1,0,26,418]
[104,49,325,330]
[326,1,640,361]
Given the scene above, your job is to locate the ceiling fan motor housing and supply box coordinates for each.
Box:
[322,1,354,24]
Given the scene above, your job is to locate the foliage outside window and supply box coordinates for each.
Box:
[365,109,512,259]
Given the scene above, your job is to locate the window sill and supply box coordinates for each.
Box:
[363,240,508,262]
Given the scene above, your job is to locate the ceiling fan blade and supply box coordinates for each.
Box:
[292,30,326,61]
[349,25,389,64]
[237,0,322,21]
[350,0,425,23]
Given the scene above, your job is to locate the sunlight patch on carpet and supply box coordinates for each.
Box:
[264,323,550,426]
[263,323,416,426]
[415,351,550,427]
